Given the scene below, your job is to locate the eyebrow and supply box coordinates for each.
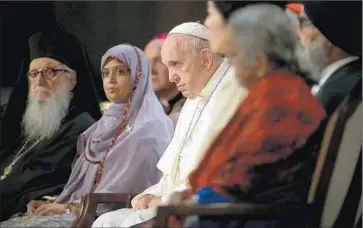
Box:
[29,65,63,71]
[103,64,129,70]
[167,60,179,65]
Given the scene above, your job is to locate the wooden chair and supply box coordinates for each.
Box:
[151,81,362,228]
[71,193,139,228]
[71,82,361,228]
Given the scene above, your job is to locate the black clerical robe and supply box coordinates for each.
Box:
[0,111,95,221]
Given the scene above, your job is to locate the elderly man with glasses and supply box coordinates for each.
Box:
[0,29,102,221]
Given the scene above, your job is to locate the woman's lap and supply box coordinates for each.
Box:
[1,213,77,227]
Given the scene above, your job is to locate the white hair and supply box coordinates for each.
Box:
[229,4,297,67]
[296,40,330,82]
[64,65,76,80]
[22,79,72,141]
[181,35,224,64]
[182,36,210,53]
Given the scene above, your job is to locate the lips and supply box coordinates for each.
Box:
[177,85,186,91]
[107,88,117,93]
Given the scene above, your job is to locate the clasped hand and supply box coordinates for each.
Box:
[132,189,193,211]
[133,194,163,210]
[27,200,66,216]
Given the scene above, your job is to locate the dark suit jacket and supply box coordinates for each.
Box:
[316,59,362,116]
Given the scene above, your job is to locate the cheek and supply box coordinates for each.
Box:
[211,27,226,44]
[102,78,108,89]
[119,77,132,93]
[49,78,63,93]
[299,28,318,47]
[209,22,227,49]
[161,69,170,82]
[208,19,219,35]
[176,70,188,83]
[156,65,169,76]
[204,14,214,29]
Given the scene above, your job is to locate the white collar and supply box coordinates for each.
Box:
[199,58,229,100]
[312,56,359,94]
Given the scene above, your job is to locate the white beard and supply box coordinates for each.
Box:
[22,83,72,141]
[296,39,330,83]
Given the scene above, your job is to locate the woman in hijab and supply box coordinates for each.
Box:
[0,29,102,221]
[1,44,174,227]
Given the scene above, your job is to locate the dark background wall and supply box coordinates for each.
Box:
[0,1,206,100]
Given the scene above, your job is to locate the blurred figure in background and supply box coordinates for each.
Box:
[144,33,186,127]
[0,29,102,221]
[199,0,248,171]
[296,1,362,116]
[205,1,252,55]
[285,3,303,27]
[285,3,303,43]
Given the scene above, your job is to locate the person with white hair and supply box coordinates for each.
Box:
[0,43,174,228]
[91,21,245,228]
[296,1,362,116]
[0,29,102,221]
[162,4,326,228]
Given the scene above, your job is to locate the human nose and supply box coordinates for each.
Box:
[33,73,47,85]
[108,71,117,83]
[168,69,177,83]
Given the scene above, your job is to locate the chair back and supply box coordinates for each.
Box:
[308,80,362,227]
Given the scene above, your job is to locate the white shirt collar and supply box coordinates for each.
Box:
[199,58,229,100]
[312,56,359,94]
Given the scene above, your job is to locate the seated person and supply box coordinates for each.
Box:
[0,44,174,227]
[296,1,361,113]
[144,33,186,127]
[91,21,246,228]
[0,29,102,221]
[162,4,326,228]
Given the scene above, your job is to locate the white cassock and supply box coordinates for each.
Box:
[92,58,248,227]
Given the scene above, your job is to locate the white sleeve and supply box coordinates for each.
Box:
[160,183,189,204]
[131,175,167,207]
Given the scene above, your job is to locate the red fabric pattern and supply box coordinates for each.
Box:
[188,69,326,199]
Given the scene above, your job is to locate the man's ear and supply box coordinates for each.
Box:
[201,48,213,71]
[69,72,77,91]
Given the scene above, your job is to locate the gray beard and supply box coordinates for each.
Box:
[22,85,72,141]
[296,40,330,83]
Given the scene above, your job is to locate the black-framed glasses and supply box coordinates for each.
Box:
[27,68,71,80]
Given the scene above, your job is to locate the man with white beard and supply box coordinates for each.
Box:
[296,2,361,116]
[23,66,74,142]
[0,29,102,221]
